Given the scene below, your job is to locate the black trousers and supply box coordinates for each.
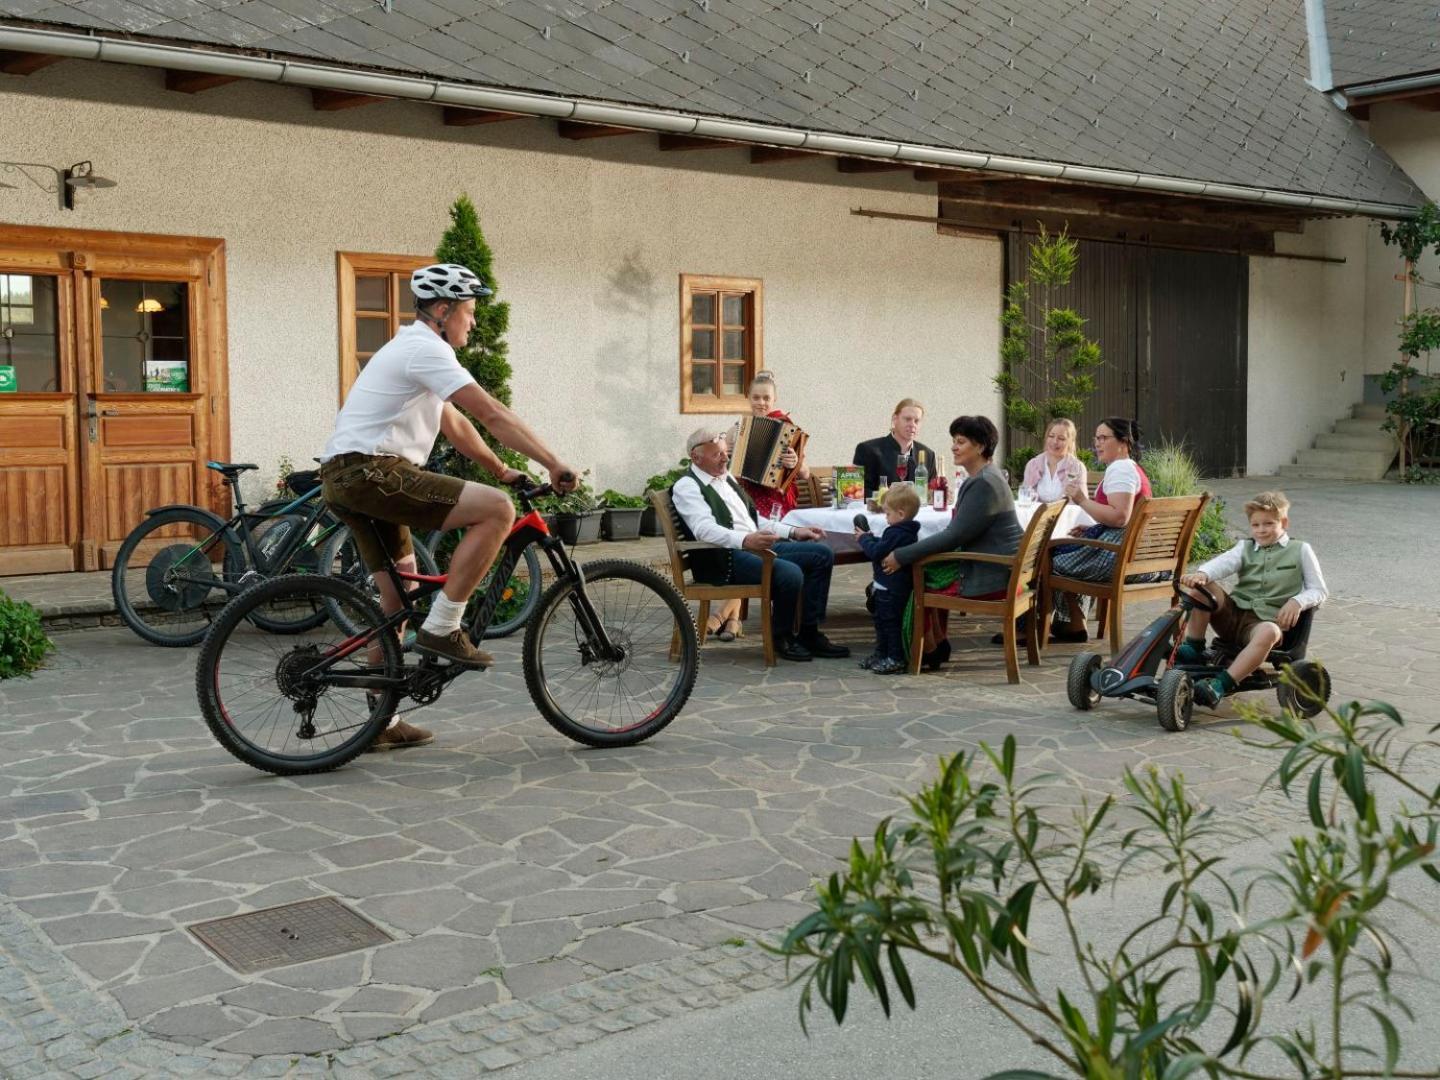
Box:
[872,586,910,660]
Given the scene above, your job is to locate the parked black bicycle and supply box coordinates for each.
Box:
[195,475,700,775]
[111,461,379,646]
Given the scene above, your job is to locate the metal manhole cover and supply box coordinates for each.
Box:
[188,897,391,974]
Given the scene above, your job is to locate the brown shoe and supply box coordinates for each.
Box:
[413,627,493,668]
[366,719,434,751]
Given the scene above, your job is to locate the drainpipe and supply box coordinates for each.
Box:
[1303,0,1334,91]
[0,24,1420,219]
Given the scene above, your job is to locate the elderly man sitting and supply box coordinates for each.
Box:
[671,427,850,662]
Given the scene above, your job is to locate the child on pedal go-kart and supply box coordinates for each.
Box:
[1176,491,1328,708]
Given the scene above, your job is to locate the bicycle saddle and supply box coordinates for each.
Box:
[206,461,259,477]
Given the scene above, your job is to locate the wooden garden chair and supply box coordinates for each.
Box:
[906,498,1068,683]
[1039,493,1209,657]
[649,489,779,666]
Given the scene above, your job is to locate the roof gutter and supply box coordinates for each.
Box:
[0,23,1418,219]
[1344,70,1440,100]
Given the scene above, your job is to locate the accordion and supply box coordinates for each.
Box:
[729,414,808,492]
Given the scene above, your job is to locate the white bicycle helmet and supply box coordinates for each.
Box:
[411,263,493,301]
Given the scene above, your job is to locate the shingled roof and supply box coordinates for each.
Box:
[1324,0,1440,89]
[0,0,1422,208]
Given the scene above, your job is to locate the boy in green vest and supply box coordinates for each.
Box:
[1177,491,1328,707]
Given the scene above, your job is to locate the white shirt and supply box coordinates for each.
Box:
[1099,457,1142,497]
[1195,533,1329,611]
[1034,459,1079,502]
[670,464,797,548]
[321,321,477,466]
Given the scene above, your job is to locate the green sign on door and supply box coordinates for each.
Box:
[0,366,16,393]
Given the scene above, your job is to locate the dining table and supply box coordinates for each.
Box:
[781,496,1092,563]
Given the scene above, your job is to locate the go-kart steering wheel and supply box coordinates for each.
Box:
[1180,582,1219,612]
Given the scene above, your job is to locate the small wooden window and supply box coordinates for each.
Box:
[680,274,762,413]
[337,252,429,403]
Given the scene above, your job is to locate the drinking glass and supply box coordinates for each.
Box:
[894,452,910,483]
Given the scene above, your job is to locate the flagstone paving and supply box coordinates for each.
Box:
[0,556,1436,1077]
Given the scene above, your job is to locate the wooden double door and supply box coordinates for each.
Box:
[0,226,228,575]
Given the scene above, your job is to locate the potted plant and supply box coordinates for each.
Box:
[641,459,693,536]
[600,490,647,540]
[536,472,602,545]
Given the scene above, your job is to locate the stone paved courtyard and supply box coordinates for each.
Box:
[1,479,1438,1078]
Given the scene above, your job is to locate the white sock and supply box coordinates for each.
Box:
[420,594,467,636]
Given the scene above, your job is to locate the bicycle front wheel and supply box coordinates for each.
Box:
[196,574,401,775]
[425,528,542,639]
[523,559,699,748]
[111,507,245,647]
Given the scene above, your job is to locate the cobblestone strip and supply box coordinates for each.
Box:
[2,893,795,1078]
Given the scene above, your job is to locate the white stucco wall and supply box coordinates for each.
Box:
[1246,216,1370,475]
[0,60,1001,495]
[1362,102,1440,381]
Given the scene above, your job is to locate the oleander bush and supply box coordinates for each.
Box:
[0,589,54,679]
[778,688,1439,1079]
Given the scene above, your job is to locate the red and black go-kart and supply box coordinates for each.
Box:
[1065,584,1331,732]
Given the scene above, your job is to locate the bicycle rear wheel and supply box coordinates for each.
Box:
[196,574,401,775]
[317,525,439,635]
[425,528,542,639]
[523,559,698,748]
[111,507,245,647]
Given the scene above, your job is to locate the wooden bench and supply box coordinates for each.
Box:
[907,499,1068,682]
[1039,493,1209,656]
[649,489,780,666]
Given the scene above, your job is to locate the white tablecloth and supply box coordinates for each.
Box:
[782,500,1091,541]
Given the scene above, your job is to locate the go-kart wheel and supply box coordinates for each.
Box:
[1276,660,1331,719]
[1156,669,1194,732]
[1067,652,1103,711]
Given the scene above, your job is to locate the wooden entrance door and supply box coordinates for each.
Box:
[0,227,228,575]
[0,259,81,574]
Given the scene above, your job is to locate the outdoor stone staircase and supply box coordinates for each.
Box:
[1278,402,1398,480]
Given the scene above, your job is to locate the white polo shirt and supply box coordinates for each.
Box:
[321,321,477,466]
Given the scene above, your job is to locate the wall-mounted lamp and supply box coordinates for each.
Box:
[0,160,117,210]
[136,298,165,313]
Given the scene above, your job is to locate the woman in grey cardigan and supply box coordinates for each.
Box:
[881,415,1022,670]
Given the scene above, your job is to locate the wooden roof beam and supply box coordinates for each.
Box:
[443,106,524,125]
[658,133,744,151]
[557,120,639,139]
[940,203,1280,256]
[913,166,1014,183]
[836,157,910,173]
[939,184,1308,233]
[165,69,242,94]
[0,50,63,75]
[750,146,813,164]
[312,89,385,110]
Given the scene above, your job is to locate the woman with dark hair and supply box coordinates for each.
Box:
[881,415,1022,670]
[1047,416,1156,642]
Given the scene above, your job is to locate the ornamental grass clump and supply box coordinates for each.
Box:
[1145,440,1231,563]
[777,686,1440,1079]
[0,589,53,679]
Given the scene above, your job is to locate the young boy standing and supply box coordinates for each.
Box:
[1177,491,1328,707]
[856,485,923,674]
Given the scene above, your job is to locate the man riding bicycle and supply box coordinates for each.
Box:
[319,262,577,748]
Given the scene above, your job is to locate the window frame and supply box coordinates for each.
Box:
[679,273,763,414]
[336,251,430,404]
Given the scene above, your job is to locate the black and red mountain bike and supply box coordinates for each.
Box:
[195,476,699,775]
